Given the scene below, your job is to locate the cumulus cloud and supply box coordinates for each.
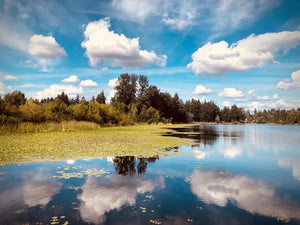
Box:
[35,84,83,99]
[193,85,214,95]
[277,70,300,90]
[4,75,18,80]
[62,75,80,83]
[0,82,13,94]
[222,101,231,107]
[108,78,118,88]
[243,99,299,111]
[273,94,280,100]
[106,78,119,102]
[78,175,165,224]
[28,35,66,59]
[80,79,98,87]
[81,18,167,68]
[247,90,271,101]
[188,31,300,75]
[190,169,300,220]
[218,88,244,98]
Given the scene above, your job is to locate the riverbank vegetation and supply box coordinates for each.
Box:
[1,73,300,133]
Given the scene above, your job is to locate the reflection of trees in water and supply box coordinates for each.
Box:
[163,126,218,146]
[113,156,159,176]
[163,125,244,147]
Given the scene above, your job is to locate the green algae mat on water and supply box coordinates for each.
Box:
[0,124,192,166]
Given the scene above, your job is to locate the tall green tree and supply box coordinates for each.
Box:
[4,91,26,106]
[96,91,106,104]
[114,73,138,105]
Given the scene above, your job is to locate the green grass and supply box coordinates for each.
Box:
[0,124,192,166]
[0,121,101,134]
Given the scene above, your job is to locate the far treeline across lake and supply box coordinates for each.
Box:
[1,73,300,132]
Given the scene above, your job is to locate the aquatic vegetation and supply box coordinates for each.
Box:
[0,124,192,166]
[52,168,110,179]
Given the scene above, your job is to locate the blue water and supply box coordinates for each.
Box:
[0,124,300,224]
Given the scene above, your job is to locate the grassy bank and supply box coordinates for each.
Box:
[0,121,102,134]
[0,124,192,166]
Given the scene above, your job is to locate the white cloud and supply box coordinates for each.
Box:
[243,99,299,111]
[81,18,167,68]
[28,35,66,59]
[162,17,192,31]
[0,82,13,95]
[222,101,231,107]
[106,78,119,103]
[247,90,271,101]
[80,79,98,87]
[4,75,18,80]
[34,84,83,99]
[78,175,165,224]
[62,75,80,83]
[193,85,214,95]
[277,69,300,90]
[273,94,280,100]
[188,31,300,75]
[219,88,244,98]
[190,169,300,221]
[191,96,205,103]
[108,78,119,88]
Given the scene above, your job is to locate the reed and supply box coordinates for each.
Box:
[0,121,101,134]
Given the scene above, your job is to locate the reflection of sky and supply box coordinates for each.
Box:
[190,125,300,182]
[22,172,61,207]
[78,175,165,224]
[0,170,61,223]
[190,168,300,221]
[278,158,300,181]
[23,181,61,207]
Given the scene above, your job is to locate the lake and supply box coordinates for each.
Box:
[1,124,300,225]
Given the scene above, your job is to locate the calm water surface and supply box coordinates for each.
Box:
[1,124,300,225]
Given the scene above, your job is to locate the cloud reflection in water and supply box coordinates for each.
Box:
[78,175,165,224]
[190,169,300,221]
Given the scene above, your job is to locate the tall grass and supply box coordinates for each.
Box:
[0,121,101,134]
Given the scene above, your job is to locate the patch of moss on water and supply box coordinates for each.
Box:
[0,124,192,166]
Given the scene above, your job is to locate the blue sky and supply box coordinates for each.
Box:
[0,0,299,111]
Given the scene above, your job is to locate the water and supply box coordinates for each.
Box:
[1,124,300,225]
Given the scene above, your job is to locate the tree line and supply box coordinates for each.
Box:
[1,73,300,126]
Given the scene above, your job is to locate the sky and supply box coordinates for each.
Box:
[0,0,299,111]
